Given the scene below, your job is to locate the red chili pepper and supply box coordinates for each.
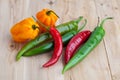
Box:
[43,27,63,67]
[65,30,91,64]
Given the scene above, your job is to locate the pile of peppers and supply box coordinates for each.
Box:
[15,12,112,73]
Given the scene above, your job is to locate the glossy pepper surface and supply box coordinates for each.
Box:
[62,17,113,73]
[32,16,63,67]
[16,16,83,61]
[65,30,91,64]
[23,19,87,57]
[43,27,63,67]
[23,30,77,56]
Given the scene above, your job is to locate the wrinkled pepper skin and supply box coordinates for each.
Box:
[62,17,113,73]
[10,17,39,43]
[16,16,83,61]
[36,9,59,32]
[23,31,77,56]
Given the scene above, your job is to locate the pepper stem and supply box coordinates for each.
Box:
[97,17,100,27]
[99,17,113,27]
[32,16,49,31]
[46,10,59,18]
[75,16,83,24]
[77,19,87,33]
[32,25,39,30]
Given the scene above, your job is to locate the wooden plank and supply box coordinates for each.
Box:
[0,0,40,80]
[70,0,111,80]
[94,0,120,80]
[53,0,112,80]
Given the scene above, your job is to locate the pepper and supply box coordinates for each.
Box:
[65,30,91,64]
[62,17,113,73]
[34,16,63,67]
[43,27,63,67]
[23,30,77,56]
[23,19,87,57]
[16,16,84,61]
[36,9,59,32]
[10,17,39,43]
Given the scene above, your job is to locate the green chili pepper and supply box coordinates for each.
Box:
[23,19,87,57]
[16,16,84,61]
[23,30,77,56]
[62,17,113,74]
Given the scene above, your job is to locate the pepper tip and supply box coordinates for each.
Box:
[62,67,67,74]
[62,70,65,74]
[16,56,20,61]
[43,64,49,68]
[16,58,20,61]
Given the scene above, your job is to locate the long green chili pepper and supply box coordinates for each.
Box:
[16,16,84,61]
[62,17,113,74]
[23,30,77,56]
[23,30,76,56]
[23,19,87,57]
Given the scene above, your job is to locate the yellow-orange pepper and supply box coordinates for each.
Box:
[36,9,58,32]
[10,17,39,43]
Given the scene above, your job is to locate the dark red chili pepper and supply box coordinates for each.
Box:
[65,30,91,64]
[43,27,63,67]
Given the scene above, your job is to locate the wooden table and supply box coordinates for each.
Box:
[0,0,120,80]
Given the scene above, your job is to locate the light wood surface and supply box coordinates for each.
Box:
[0,0,120,80]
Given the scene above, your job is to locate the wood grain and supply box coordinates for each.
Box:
[0,0,120,80]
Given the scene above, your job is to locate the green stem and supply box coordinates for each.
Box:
[77,19,87,33]
[32,16,49,31]
[32,25,39,30]
[75,16,83,24]
[99,17,113,27]
[46,10,59,18]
